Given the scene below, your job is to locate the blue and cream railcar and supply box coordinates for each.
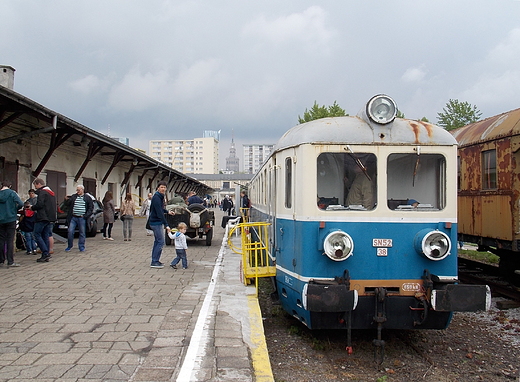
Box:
[249,95,490,337]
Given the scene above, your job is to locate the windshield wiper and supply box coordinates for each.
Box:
[345,145,372,181]
[413,146,420,187]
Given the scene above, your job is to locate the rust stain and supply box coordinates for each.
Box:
[408,121,421,144]
[419,120,434,138]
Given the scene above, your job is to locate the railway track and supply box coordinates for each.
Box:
[458,257,520,302]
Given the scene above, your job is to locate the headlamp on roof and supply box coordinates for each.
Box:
[366,94,397,125]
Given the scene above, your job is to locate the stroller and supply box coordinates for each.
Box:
[15,213,26,251]
[16,203,37,254]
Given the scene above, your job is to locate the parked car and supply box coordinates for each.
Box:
[54,198,104,237]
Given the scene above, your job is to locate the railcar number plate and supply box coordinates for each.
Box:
[373,239,392,247]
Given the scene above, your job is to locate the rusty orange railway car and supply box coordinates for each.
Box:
[451,108,520,283]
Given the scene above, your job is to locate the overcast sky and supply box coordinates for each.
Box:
[2,1,520,170]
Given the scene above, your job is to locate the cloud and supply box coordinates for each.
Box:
[68,74,108,94]
[172,58,226,100]
[401,66,427,83]
[107,66,171,111]
[461,27,520,109]
[242,6,334,52]
[486,27,520,68]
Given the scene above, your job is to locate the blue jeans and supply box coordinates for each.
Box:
[150,224,165,264]
[34,221,52,257]
[171,249,188,268]
[22,231,37,253]
[68,216,86,251]
[122,216,134,239]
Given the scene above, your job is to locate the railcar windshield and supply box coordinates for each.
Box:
[317,153,377,210]
[387,153,445,210]
[316,152,446,211]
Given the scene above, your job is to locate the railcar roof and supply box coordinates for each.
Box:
[450,107,520,147]
[274,115,458,151]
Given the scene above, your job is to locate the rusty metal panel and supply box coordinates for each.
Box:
[458,195,513,241]
[459,145,482,191]
[497,138,512,190]
[512,150,520,240]
[458,196,482,236]
[481,195,513,241]
[451,108,520,147]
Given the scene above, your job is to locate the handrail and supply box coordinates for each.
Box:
[227,221,275,295]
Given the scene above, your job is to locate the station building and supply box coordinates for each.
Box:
[0,65,212,207]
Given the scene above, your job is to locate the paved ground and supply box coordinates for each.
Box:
[0,209,273,381]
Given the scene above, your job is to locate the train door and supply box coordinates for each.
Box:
[267,157,277,254]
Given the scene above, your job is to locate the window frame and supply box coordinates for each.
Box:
[481,149,497,190]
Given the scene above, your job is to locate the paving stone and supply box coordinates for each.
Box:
[0,214,267,381]
[132,367,174,381]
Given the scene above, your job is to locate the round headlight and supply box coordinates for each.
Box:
[414,229,451,261]
[323,230,354,261]
[366,94,397,124]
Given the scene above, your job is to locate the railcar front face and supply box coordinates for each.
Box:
[273,108,490,331]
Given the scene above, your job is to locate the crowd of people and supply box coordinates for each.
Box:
[1,179,250,269]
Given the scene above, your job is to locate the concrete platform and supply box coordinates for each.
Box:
[0,209,273,381]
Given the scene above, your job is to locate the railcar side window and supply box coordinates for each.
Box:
[285,157,292,208]
[482,150,497,189]
[387,153,446,210]
[317,153,377,211]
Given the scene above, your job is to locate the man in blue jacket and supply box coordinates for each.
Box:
[148,181,174,268]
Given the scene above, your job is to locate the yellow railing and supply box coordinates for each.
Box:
[239,207,249,223]
[228,222,276,293]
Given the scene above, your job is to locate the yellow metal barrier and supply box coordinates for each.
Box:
[239,207,250,223]
[228,222,276,293]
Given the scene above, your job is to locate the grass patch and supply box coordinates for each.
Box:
[458,248,500,265]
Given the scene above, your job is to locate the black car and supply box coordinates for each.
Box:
[54,198,104,237]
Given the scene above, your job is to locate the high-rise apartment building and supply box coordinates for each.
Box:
[149,136,219,174]
[243,144,274,174]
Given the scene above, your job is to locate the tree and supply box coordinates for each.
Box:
[437,99,482,130]
[298,101,347,124]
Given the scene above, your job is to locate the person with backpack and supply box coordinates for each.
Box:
[222,195,233,216]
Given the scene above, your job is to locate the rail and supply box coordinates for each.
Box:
[228,221,276,294]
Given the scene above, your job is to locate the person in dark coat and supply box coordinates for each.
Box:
[148,181,175,268]
[221,195,233,216]
[186,191,204,205]
[0,180,24,266]
[101,191,116,240]
[31,178,56,263]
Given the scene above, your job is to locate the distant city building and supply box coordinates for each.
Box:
[111,137,129,146]
[203,130,221,140]
[225,138,239,173]
[243,144,274,174]
[149,136,219,174]
[186,173,253,201]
